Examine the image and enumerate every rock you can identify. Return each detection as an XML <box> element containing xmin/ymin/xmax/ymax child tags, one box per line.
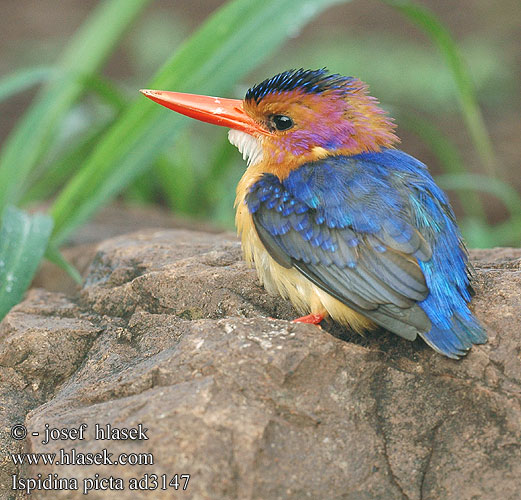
<box><xmin>1</xmin><ymin>229</ymin><xmax>520</xmax><ymax>499</ymax></box>
<box><xmin>32</xmin><ymin>203</ymin><xmax>220</xmax><ymax>295</ymax></box>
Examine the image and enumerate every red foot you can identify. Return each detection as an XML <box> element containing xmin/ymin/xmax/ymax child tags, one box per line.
<box><xmin>292</xmin><ymin>313</ymin><xmax>325</xmax><ymax>325</ymax></box>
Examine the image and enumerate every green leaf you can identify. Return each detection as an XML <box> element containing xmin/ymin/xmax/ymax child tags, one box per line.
<box><xmin>486</xmin><ymin>217</ymin><xmax>521</xmax><ymax>247</ymax></box>
<box><xmin>153</xmin><ymin>130</ymin><xmax>198</xmax><ymax>212</ymax></box>
<box><xmin>436</xmin><ymin>173</ymin><xmax>521</xmax><ymax>248</ymax></box>
<box><xmin>21</xmin><ymin>124</ymin><xmax>111</xmax><ymax>204</ymax></box>
<box><xmin>382</xmin><ymin>0</ymin><xmax>498</xmax><ymax>176</ymax></box>
<box><xmin>195</xmin><ymin>135</ymin><xmax>239</xmax><ymax>215</ymax></box>
<box><xmin>436</xmin><ymin>173</ymin><xmax>521</xmax><ymax>217</ymax></box>
<box><xmin>50</xmin><ymin>0</ymin><xmax>348</xmax><ymax>245</ymax></box>
<box><xmin>124</xmin><ymin>169</ymin><xmax>158</xmax><ymax>205</ymax></box>
<box><xmin>0</xmin><ymin>66</ymin><xmax>54</xmax><ymax>103</ymax></box>
<box><xmin>395</xmin><ymin>108</ymin><xmax>485</xmax><ymax>219</ymax></box>
<box><xmin>45</xmin><ymin>245</ymin><xmax>83</xmax><ymax>285</ymax></box>
<box><xmin>0</xmin><ymin>0</ymin><xmax>152</xmax><ymax>213</ymax></box>
<box><xmin>80</xmin><ymin>74</ymin><xmax>128</xmax><ymax>112</ymax></box>
<box><xmin>0</xmin><ymin>206</ymin><xmax>53</xmax><ymax>320</ymax></box>
<box><xmin>460</xmin><ymin>217</ymin><xmax>521</xmax><ymax>249</ymax></box>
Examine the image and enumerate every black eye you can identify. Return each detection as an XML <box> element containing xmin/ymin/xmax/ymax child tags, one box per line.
<box><xmin>271</xmin><ymin>114</ymin><xmax>293</xmax><ymax>131</ymax></box>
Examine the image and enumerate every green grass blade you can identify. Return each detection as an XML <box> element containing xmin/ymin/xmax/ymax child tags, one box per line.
<box><xmin>21</xmin><ymin>76</ymin><xmax>127</xmax><ymax>204</ymax></box>
<box><xmin>436</xmin><ymin>173</ymin><xmax>521</xmax><ymax>217</ymax></box>
<box><xmin>382</xmin><ymin>0</ymin><xmax>498</xmax><ymax>176</ymax></box>
<box><xmin>124</xmin><ymin>169</ymin><xmax>158</xmax><ymax>204</ymax></box>
<box><xmin>0</xmin><ymin>0</ymin><xmax>151</xmax><ymax>213</ymax></box>
<box><xmin>50</xmin><ymin>0</ymin><xmax>348</xmax><ymax>245</ymax></box>
<box><xmin>0</xmin><ymin>206</ymin><xmax>53</xmax><ymax>320</ymax></box>
<box><xmin>436</xmin><ymin>172</ymin><xmax>521</xmax><ymax>248</ymax></box>
<box><xmin>195</xmin><ymin>136</ymin><xmax>239</xmax><ymax>215</ymax></box>
<box><xmin>396</xmin><ymin>109</ymin><xmax>485</xmax><ymax>219</ymax></box>
<box><xmin>80</xmin><ymin>74</ymin><xmax>128</xmax><ymax>112</ymax></box>
<box><xmin>45</xmin><ymin>245</ymin><xmax>83</xmax><ymax>285</ymax></box>
<box><xmin>21</xmin><ymin>124</ymin><xmax>110</xmax><ymax>204</ymax></box>
<box><xmin>154</xmin><ymin>133</ymin><xmax>197</xmax><ymax>213</ymax></box>
<box><xmin>0</xmin><ymin>67</ymin><xmax>54</xmax><ymax>103</ymax></box>
<box><xmin>459</xmin><ymin>216</ymin><xmax>521</xmax><ymax>249</ymax></box>
<box><xmin>487</xmin><ymin>217</ymin><xmax>521</xmax><ymax>247</ymax></box>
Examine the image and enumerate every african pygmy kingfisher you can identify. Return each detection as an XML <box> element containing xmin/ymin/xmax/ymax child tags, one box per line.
<box><xmin>141</xmin><ymin>68</ymin><xmax>487</xmax><ymax>358</ymax></box>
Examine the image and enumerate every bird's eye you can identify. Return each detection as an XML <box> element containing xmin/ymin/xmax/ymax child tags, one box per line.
<box><xmin>271</xmin><ymin>114</ymin><xmax>294</xmax><ymax>131</ymax></box>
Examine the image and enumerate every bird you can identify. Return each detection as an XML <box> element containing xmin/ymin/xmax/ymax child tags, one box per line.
<box><xmin>140</xmin><ymin>68</ymin><xmax>487</xmax><ymax>359</ymax></box>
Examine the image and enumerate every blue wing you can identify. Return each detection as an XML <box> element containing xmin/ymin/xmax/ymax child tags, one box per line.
<box><xmin>246</xmin><ymin>149</ymin><xmax>486</xmax><ymax>358</ymax></box>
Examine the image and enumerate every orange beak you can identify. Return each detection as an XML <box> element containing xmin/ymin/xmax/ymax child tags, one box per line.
<box><xmin>140</xmin><ymin>89</ymin><xmax>268</xmax><ymax>136</ymax></box>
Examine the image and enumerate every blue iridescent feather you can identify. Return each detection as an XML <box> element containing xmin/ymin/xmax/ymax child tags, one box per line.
<box><xmin>246</xmin><ymin>148</ymin><xmax>486</xmax><ymax>358</ymax></box>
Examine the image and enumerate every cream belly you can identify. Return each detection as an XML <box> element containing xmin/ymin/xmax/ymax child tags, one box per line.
<box><xmin>236</xmin><ymin>202</ymin><xmax>375</xmax><ymax>333</ymax></box>
<box><xmin>230</xmin><ymin>129</ymin><xmax>374</xmax><ymax>332</ymax></box>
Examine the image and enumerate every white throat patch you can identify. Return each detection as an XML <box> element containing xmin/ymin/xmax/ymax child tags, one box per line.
<box><xmin>228</xmin><ymin>129</ymin><xmax>264</xmax><ymax>167</ymax></box>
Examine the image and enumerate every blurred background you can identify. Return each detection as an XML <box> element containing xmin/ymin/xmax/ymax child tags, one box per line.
<box><xmin>0</xmin><ymin>0</ymin><xmax>520</xmax><ymax>281</ymax></box>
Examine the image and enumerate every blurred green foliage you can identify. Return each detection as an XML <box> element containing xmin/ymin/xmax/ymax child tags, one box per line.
<box><xmin>0</xmin><ymin>0</ymin><xmax>519</xmax><ymax>320</ymax></box>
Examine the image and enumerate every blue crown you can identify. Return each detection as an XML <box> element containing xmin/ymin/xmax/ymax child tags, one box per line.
<box><xmin>245</xmin><ymin>68</ymin><xmax>355</xmax><ymax>104</ymax></box>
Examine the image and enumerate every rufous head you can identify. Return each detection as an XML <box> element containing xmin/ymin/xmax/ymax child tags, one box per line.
<box><xmin>141</xmin><ymin>68</ymin><xmax>399</xmax><ymax>177</ymax></box>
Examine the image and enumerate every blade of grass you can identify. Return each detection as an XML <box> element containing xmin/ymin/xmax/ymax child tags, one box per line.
<box><xmin>0</xmin><ymin>0</ymin><xmax>151</xmax><ymax>213</ymax></box>
<box><xmin>45</xmin><ymin>244</ymin><xmax>83</xmax><ymax>285</ymax></box>
<box><xmin>195</xmin><ymin>135</ymin><xmax>239</xmax><ymax>214</ymax></box>
<box><xmin>22</xmin><ymin>76</ymin><xmax>128</xmax><ymax>203</ymax></box>
<box><xmin>460</xmin><ymin>216</ymin><xmax>521</xmax><ymax>248</ymax></box>
<box><xmin>487</xmin><ymin>217</ymin><xmax>521</xmax><ymax>247</ymax></box>
<box><xmin>0</xmin><ymin>206</ymin><xmax>53</xmax><ymax>320</ymax></box>
<box><xmin>381</xmin><ymin>0</ymin><xmax>498</xmax><ymax>176</ymax></box>
<box><xmin>50</xmin><ymin>0</ymin><xmax>349</xmax><ymax>246</ymax></box>
<box><xmin>154</xmin><ymin>156</ymin><xmax>187</xmax><ymax>212</ymax></box>
<box><xmin>437</xmin><ymin>172</ymin><xmax>521</xmax><ymax>248</ymax></box>
<box><xmin>154</xmin><ymin>131</ymin><xmax>198</xmax><ymax>213</ymax></box>
<box><xmin>395</xmin><ymin>108</ymin><xmax>485</xmax><ymax>219</ymax></box>
<box><xmin>124</xmin><ymin>169</ymin><xmax>158</xmax><ymax>205</ymax></box>
<box><xmin>436</xmin><ymin>173</ymin><xmax>521</xmax><ymax>217</ymax></box>
<box><xmin>0</xmin><ymin>66</ymin><xmax>54</xmax><ymax>103</ymax></box>
<box><xmin>21</xmin><ymin>124</ymin><xmax>110</xmax><ymax>204</ymax></box>
<box><xmin>80</xmin><ymin>74</ymin><xmax>128</xmax><ymax>112</ymax></box>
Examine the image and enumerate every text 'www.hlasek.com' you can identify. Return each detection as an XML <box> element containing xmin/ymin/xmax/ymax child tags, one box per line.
<box><xmin>9</xmin><ymin>422</ymin><xmax>190</xmax><ymax>495</ymax></box>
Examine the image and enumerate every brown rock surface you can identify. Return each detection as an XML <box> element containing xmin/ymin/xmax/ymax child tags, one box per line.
<box><xmin>1</xmin><ymin>229</ymin><xmax>520</xmax><ymax>499</ymax></box>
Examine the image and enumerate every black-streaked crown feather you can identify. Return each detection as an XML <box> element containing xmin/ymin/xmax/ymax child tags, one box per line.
<box><xmin>245</xmin><ymin>68</ymin><xmax>355</xmax><ymax>104</ymax></box>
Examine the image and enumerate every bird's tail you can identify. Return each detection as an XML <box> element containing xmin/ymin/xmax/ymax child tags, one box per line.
<box><xmin>419</xmin><ymin>313</ymin><xmax>487</xmax><ymax>359</ymax></box>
